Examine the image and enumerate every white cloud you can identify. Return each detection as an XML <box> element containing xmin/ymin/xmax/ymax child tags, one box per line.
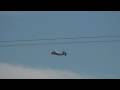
<box><xmin>1</xmin><ymin>63</ymin><xmax>118</xmax><ymax>79</ymax></box>
<box><xmin>0</xmin><ymin>63</ymin><xmax>82</xmax><ymax>79</ymax></box>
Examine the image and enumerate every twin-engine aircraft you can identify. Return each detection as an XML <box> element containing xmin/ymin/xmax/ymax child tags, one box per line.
<box><xmin>50</xmin><ymin>50</ymin><xmax>67</xmax><ymax>56</ymax></box>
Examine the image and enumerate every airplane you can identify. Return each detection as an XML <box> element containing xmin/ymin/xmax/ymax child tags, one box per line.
<box><xmin>50</xmin><ymin>49</ymin><xmax>67</xmax><ymax>56</ymax></box>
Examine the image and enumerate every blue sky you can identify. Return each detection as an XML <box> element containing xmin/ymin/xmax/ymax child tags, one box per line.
<box><xmin>0</xmin><ymin>11</ymin><xmax>120</xmax><ymax>78</ymax></box>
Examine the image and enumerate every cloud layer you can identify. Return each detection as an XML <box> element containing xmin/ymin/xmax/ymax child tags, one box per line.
<box><xmin>0</xmin><ymin>63</ymin><xmax>81</xmax><ymax>79</ymax></box>
<box><xmin>1</xmin><ymin>63</ymin><xmax>119</xmax><ymax>79</ymax></box>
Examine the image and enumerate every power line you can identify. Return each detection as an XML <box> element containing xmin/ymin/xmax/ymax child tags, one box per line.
<box><xmin>1</xmin><ymin>35</ymin><xmax>120</xmax><ymax>43</ymax></box>
<box><xmin>0</xmin><ymin>39</ymin><xmax>120</xmax><ymax>47</ymax></box>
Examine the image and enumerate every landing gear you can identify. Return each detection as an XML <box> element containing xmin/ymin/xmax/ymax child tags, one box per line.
<box><xmin>63</xmin><ymin>51</ymin><xmax>67</xmax><ymax>56</ymax></box>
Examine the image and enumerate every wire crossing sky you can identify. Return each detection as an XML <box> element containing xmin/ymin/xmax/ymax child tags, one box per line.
<box><xmin>0</xmin><ymin>34</ymin><xmax>120</xmax><ymax>47</ymax></box>
<box><xmin>0</xmin><ymin>39</ymin><xmax>120</xmax><ymax>47</ymax></box>
<box><xmin>0</xmin><ymin>35</ymin><xmax>120</xmax><ymax>42</ymax></box>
